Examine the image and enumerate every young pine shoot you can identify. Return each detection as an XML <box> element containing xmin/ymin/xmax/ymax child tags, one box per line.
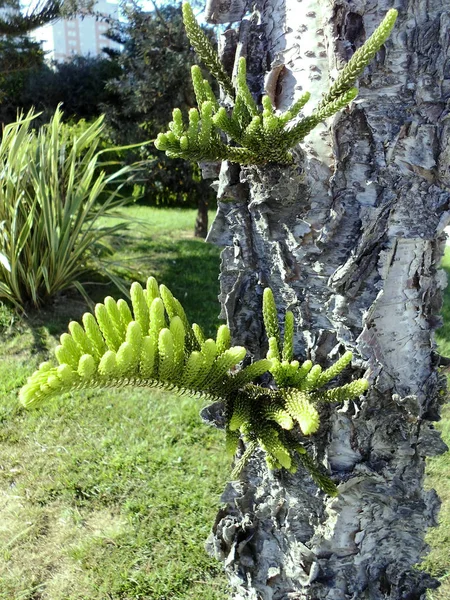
<box><xmin>155</xmin><ymin>4</ymin><xmax>398</xmax><ymax>165</ymax></box>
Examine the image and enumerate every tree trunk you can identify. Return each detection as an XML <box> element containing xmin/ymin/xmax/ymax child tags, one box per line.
<box><xmin>195</xmin><ymin>196</ymin><xmax>209</xmax><ymax>238</ymax></box>
<box><xmin>204</xmin><ymin>0</ymin><xmax>450</xmax><ymax>598</ymax></box>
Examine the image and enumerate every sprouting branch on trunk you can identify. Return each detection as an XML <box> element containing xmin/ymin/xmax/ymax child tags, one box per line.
<box><xmin>20</xmin><ymin>278</ymin><xmax>368</xmax><ymax>496</ymax></box>
<box><xmin>154</xmin><ymin>3</ymin><xmax>397</xmax><ymax>165</ymax></box>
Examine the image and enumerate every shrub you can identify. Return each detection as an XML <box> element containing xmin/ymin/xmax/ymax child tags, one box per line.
<box><xmin>0</xmin><ymin>107</ymin><xmax>137</xmax><ymax>311</ymax></box>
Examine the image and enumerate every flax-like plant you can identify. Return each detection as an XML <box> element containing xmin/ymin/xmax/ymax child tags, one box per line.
<box><xmin>0</xmin><ymin>108</ymin><xmax>138</xmax><ymax>311</ymax></box>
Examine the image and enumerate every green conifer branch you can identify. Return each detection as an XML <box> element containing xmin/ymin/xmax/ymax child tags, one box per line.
<box><xmin>235</xmin><ymin>57</ymin><xmax>259</xmax><ymax>117</ymax></box>
<box><xmin>155</xmin><ymin>5</ymin><xmax>397</xmax><ymax>165</ymax></box>
<box><xmin>182</xmin><ymin>3</ymin><xmax>234</xmax><ymax>98</ymax></box>
<box><xmin>262</xmin><ymin>288</ymin><xmax>281</xmax><ymax>350</ymax></box>
<box><xmin>293</xmin><ymin>440</ymin><xmax>338</xmax><ymax>497</ymax></box>
<box><xmin>317</xmin><ymin>8</ymin><xmax>398</xmax><ymax>110</ymax></box>
<box><xmin>284</xmin><ymin>88</ymin><xmax>358</xmax><ymax>146</ymax></box>
<box><xmin>20</xmin><ymin>278</ymin><xmax>369</xmax><ymax>496</ymax></box>
<box><xmin>222</xmin><ymin>288</ymin><xmax>368</xmax><ymax>490</ymax></box>
<box><xmin>282</xmin><ymin>311</ymin><xmax>294</xmax><ymax>362</ymax></box>
<box><xmin>20</xmin><ymin>278</ymin><xmax>248</xmax><ymax>409</ymax></box>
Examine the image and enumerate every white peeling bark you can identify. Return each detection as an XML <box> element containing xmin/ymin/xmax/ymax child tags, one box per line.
<box><xmin>204</xmin><ymin>0</ymin><xmax>450</xmax><ymax>598</ymax></box>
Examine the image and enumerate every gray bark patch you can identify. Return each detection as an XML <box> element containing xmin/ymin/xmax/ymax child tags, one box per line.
<box><xmin>205</xmin><ymin>0</ymin><xmax>450</xmax><ymax>597</ymax></box>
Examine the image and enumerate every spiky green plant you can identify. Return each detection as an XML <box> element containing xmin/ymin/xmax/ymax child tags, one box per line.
<box><xmin>0</xmin><ymin>107</ymin><xmax>138</xmax><ymax>311</ymax></box>
<box><xmin>20</xmin><ymin>278</ymin><xmax>368</xmax><ymax>495</ymax></box>
<box><xmin>181</xmin><ymin>2</ymin><xmax>234</xmax><ymax>99</ymax></box>
<box><xmin>155</xmin><ymin>4</ymin><xmax>397</xmax><ymax>165</ymax></box>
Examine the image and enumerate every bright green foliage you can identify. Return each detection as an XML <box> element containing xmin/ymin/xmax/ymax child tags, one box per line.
<box><xmin>181</xmin><ymin>3</ymin><xmax>234</xmax><ymax>98</ymax></box>
<box><xmin>192</xmin><ymin>322</ymin><xmax>206</xmax><ymax>346</ymax></box>
<box><xmin>139</xmin><ymin>336</ymin><xmax>156</xmax><ymax>378</ymax></box>
<box><xmin>258</xmin><ymin>426</ymin><xmax>292</xmax><ymax>469</ymax></box>
<box><xmin>216</xmin><ymin>324</ymin><xmax>231</xmax><ymax>355</ymax></box>
<box><xmin>95</xmin><ymin>303</ymin><xmax>122</xmax><ymax>352</ymax></box>
<box><xmin>126</xmin><ymin>321</ymin><xmax>143</xmax><ymax>361</ymax></box>
<box><xmin>224</xmin><ymin>289</ymin><xmax>369</xmax><ymax>493</ymax></box>
<box><xmin>282</xmin><ymin>389</ymin><xmax>320</xmax><ymax>435</ymax></box>
<box><xmin>282</xmin><ymin>311</ymin><xmax>294</xmax><ymax>362</ymax></box>
<box><xmin>155</xmin><ymin>5</ymin><xmax>398</xmax><ymax>165</ymax></box>
<box><xmin>19</xmin><ymin>277</ymin><xmax>248</xmax><ymax>409</ymax></box>
<box><xmin>225</xmin><ymin>427</ymin><xmax>241</xmax><ymax>457</ymax></box>
<box><xmin>78</xmin><ymin>354</ymin><xmax>97</xmax><ymax>379</ymax></box>
<box><xmin>316</xmin><ymin>350</ymin><xmax>353</xmax><ymax>387</ymax></box>
<box><xmin>171</xmin><ymin>316</ymin><xmax>186</xmax><ymax>372</ymax></box>
<box><xmin>83</xmin><ymin>312</ymin><xmax>107</xmax><ymax>359</ymax></box>
<box><xmin>131</xmin><ymin>282</ymin><xmax>150</xmax><ymax>335</ymax></box>
<box><xmin>317</xmin><ymin>10</ymin><xmax>399</xmax><ymax>111</ymax></box>
<box><xmin>146</xmin><ymin>276</ymin><xmax>160</xmax><ymax>305</ymax></box>
<box><xmin>158</xmin><ymin>328</ymin><xmax>175</xmax><ymax>381</ymax></box>
<box><xmin>98</xmin><ymin>350</ymin><xmax>117</xmax><ymax>377</ymax></box>
<box><xmin>262</xmin><ymin>288</ymin><xmax>281</xmax><ymax>349</ymax></box>
<box><xmin>227</xmin><ymin>358</ymin><xmax>273</xmax><ymax>389</ymax></box>
<box><xmin>20</xmin><ymin>278</ymin><xmax>369</xmax><ymax>496</ymax></box>
<box><xmin>313</xmin><ymin>379</ymin><xmax>369</xmax><ymax>403</ymax></box>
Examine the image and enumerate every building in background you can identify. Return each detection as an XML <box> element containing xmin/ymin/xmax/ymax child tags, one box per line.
<box><xmin>33</xmin><ymin>0</ymin><xmax>120</xmax><ymax>61</ymax></box>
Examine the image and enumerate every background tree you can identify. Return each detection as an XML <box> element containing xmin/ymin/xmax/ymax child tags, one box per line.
<box><xmin>194</xmin><ymin>0</ymin><xmax>450</xmax><ymax>598</ymax></box>
<box><xmin>0</xmin><ymin>55</ymin><xmax>120</xmax><ymax>124</ymax></box>
<box><xmin>0</xmin><ymin>34</ymin><xmax>46</xmax><ymax>120</ymax></box>
<box><xmin>0</xmin><ymin>0</ymin><xmax>62</xmax><ymax>35</ymax></box>
<box><xmin>0</xmin><ymin>0</ymin><xmax>55</xmax><ymax>119</ymax></box>
<box><xmin>104</xmin><ymin>1</ymin><xmax>216</xmax><ymax>236</ymax></box>
<box><xmin>0</xmin><ymin>0</ymin><xmax>98</xmax><ymax>123</ymax></box>
<box><xmin>0</xmin><ymin>0</ymin><xmax>214</xmax><ymax>236</ymax></box>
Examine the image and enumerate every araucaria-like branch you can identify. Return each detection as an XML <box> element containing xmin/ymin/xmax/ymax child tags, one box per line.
<box><xmin>182</xmin><ymin>3</ymin><xmax>234</xmax><ymax>98</ymax></box>
<box><xmin>155</xmin><ymin>5</ymin><xmax>398</xmax><ymax>165</ymax></box>
<box><xmin>20</xmin><ymin>279</ymin><xmax>368</xmax><ymax>496</ymax></box>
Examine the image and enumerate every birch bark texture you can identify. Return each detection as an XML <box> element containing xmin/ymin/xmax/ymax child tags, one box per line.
<box><xmin>204</xmin><ymin>0</ymin><xmax>450</xmax><ymax>598</ymax></box>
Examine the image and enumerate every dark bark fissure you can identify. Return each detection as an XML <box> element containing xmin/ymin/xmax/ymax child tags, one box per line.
<box><xmin>203</xmin><ymin>0</ymin><xmax>450</xmax><ymax>598</ymax></box>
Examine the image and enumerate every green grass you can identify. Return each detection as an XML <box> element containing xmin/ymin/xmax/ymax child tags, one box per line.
<box><xmin>0</xmin><ymin>206</ymin><xmax>229</xmax><ymax>600</ymax></box>
<box><xmin>423</xmin><ymin>404</ymin><xmax>450</xmax><ymax>599</ymax></box>
<box><xmin>434</xmin><ymin>248</ymin><xmax>450</xmax><ymax>359</ymax></box>
<box><xmin>0</xmin><ymin>385</ymin><xmax>229</xmax><ymax>599</ymax></box>
<box><xmin>101</xmin><ymin>205</ymin><xmax>223</xmax><ymax>336</ymax></box>
<box><xmin>423</xmin><ymin>246</ymin><xmax>450</xmax><ymax>598</ymax></box>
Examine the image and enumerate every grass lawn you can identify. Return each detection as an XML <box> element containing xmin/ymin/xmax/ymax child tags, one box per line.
<box><xmin>422</xmin><ymin>248</ymin><xmax>450</xmax><ymax>598</ymax></box>
<box><xmin>423</xmin><ymin>403</ymin><xmax>450</xmax><ymax>599</ymax></box>
<box><xmin>0</xmin><ymin>206</ymin><xmax>230</xmax><ymax>600</ymax></box>
<box><xmin>0</xmin><ymin>205</ymin><xmax>449</xmax><ymax>599</ymax></box>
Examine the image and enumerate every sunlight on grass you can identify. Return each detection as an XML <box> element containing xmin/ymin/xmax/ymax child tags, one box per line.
<box><xmin>0</xmin><ymin>386</ymin><xmax>229</xmax><ymax>599</ymax></box>
<box><xmin>93</xmin><ymin>205</ymin><xmax>222</xmax><ymax>336</ymax></box>
<box><xmin>423</xmin><ymin>404</ymin><xmax>450</xmax><ymax>568</ymax></box>
<box><xmin>423</xmin><ymin>245</ymin><xmax>450</xmax><ymax>598</ymax></box>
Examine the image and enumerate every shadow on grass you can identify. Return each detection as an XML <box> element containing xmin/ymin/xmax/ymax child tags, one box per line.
<box><xmin>13</xmin><ymin>236</ymin><xmax>222</xmax><ymax>343</ymax></box>
<box><xmin>131</xmin><ymin>238</ymin><xmax>223</xmax><ymax>336</ymax></box>
<box><xmin>95</xmin><ymin>227</ymin><xmax>223</xmax><ymax>336</ymax></box>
